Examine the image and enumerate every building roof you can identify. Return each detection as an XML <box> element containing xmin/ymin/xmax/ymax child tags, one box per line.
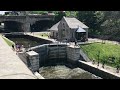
<box><xmin>76</xmin><ymin>26</ymin><xmax>86</xmax><ymax>33</ymax></box>
<box><xmin>48</xmin><ymin>21</ymin><xmax>60</xmax><ymax>31</ymax></box>
<box><xmin>48</xmin><ymin>16</ymin><xmax>88</xmax><ymax>31</ymax></box>
<box><xmin>63</xmin><ymin>16</ymin><xmax>89</xmax><ymax>29</ymax></box>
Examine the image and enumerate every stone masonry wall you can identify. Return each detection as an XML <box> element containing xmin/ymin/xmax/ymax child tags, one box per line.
<box><xmin>26</xmin><ymin>51</ymin><xmax>39</xmax><ymax>72</ymax></box>
<box><xmin>67</xmin><ymin>45</ymin><xmax>80</xmax><ymax>62</ymax></box>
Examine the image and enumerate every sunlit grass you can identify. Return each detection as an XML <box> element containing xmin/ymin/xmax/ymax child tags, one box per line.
<box><xmin>80</xmin><ymin>42</ymin><xmax>120</xmax><ymax>67</ymax></box>
<box><xmin>37</xmin><ymin>33</ymin><xmax>49</xmax><ymax>38</ymax></box>
<box><xmin>2</xmin><ymin>36</ymin><xmax>14</xmax><ymax>46</ymax></box>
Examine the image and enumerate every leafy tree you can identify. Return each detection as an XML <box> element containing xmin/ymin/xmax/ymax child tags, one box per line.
<box><xmin>29</xmin><ymin>11</ymin><xmax>48</xmax><ymax>14</ymax></box>
<box><xmin>65</xmin><ymin>11</ymin><xmax>78</xmax><ymax>17</ymax></box>
<box><xmin>101</xmin><ymin>57</ymin><xmax>107</xmax><ymax>68</ymax></box>
<box><xmin>115</xmin><ymin>58</ymin><xmax>120</xmax><ymax>73</ymax></box>
<box><xmin>54</xmin><ymin>11</ymin><xmax>66</xmax><ymax>23</ymax></box>
<box><xmin>101</xmin><ymin>11</ymin><xmax>120</xmax><ymax>37</ymax></box>
<box><xmin>77</xmin><ymin>11</ymin><xmax>104</xmax><ymax>36</ymax></box>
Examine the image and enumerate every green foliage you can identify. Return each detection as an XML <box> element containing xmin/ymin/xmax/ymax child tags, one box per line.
<box><xmin>54</xmin><ymin>11</ymin><xmax>66</xmax><ymax>23</ymax></box>
<box><xmin>77</xmin><ymin>11</ymin><xmax>97</xmax><ymax>29</ymax></box>
<box><xmin>81</xmin><ymin>43</ymin><xmax>120</xmax><ymax>67</ymax></box>
<box><xmin>29</xmin><ymin>11</ymin><xmax>48</xmax><ymax>14</ymax></box>
<box><xmin>65</xmin><ymin>11</ymin><xmax>78</xmax><ymax>17</ymax></box>
<box><xmin>38</xmin><ymin>33</ymin><xmax>49</xmax><ymax>38</ymax></box>
<box><xmin>2</xmin><ymin>36</ymin><xmax>14</xmax><ymax>46</ymax></box>
<box><xmin>77</xmin><ymin>11</ymin><xmax>104</xmax><ymax>35</ymax></box>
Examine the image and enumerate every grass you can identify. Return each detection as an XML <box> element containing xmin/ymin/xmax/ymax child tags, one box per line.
<box><xmin>80</xmin><ymin>42</ymin><xmax>120</xmax><ymax>67</ymax></box>
<box><xmin>2</xmin><ymin>36</ymin><xmax>14</xmax><ymax>46</ymax></box>
<box><xmin>37</xmin><ymin>33</ymin><xmax>50</xmax><ymax>39</ymax></box>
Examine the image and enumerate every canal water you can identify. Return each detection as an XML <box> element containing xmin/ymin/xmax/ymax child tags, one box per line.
<box><xmin>7</xmin><ymin>37</ymin><xmax>40</xmax><ymax>48</ymax></box>
<box><xmin>5</xmin><ymin>34</ymin><xmax>52</xmax><ymax>48</ymax></box>
<box><xmin>39</xmin><ymin>65</ymin><xmax>102</xmax><ymax>79</ymax></box>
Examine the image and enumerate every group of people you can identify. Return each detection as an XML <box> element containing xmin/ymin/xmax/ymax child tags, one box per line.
<box><xmin>12</xmin><ymin>42</ymin><xmax>24</xmax><ymax>53</ymax></box>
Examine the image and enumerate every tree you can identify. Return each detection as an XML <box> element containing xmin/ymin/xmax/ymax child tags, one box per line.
<box><xmin>29</xmin><ymin>11</ymin><xmax>48</xmax><ymax>14</ymax></box>
<box><xmin>101</xmin><ymin>57</ymin><xmax>107</xmax><ymax>68</ymax></box>
<box><xmin>100</xmin><ymin>11</ymin><xmax>120</xmax><ymax>41</ymax></box>
<box><xmin>54</xmin><ymin>11</ymin><xmax>66</xmax><ymax>23</ymax></box>
<box><xmin>96</xmin><ymin>51</ymin><xmax>100</xmax><ymax>67</ymax></box>
<box><xmin>77</xmin><ymin>11</ymin><xmax>97</xmax><ymax>29</ymax></box>
<box><xmin>65</xmin><ymin>11</ymin><xmax>78</xmax><ymax>17</ymax></box>
<box><xmin>115</xmin><ymin>57</ymin><xmax>120</xmax><ymax>73</ymax></box>
<box><xmin>77</xmin><ymin>11</ymin><xmax>104</xmax><ymax>36</ymax></box>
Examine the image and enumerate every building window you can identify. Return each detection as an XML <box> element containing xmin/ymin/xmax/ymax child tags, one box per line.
<box><xmin>62</xmin><ymin>29</ymin><xmax>65</xmax><ymax>37</ymax></box>
<box><xmin>63</xmin><ymin>23</ymin><xmax>65</xmax><ymax>28</ymax></box>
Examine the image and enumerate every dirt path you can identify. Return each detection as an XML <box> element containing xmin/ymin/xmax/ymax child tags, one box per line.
<box><xmin>88</xmin><ymin>38</ymin><xmax>120</xmax><ymax>45</ymax></box>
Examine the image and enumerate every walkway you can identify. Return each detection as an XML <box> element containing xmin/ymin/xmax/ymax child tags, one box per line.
<box><xmin>0</xmin><ymin>35</ymin><xmax>37</xmax><ymax>79</ymax></box>
<box><xmin>88</xmin><ymin>38</ymin><xmax>120</xmax><ymax>45</ymax></box>
<box><xmin>81</xmin><ymin>60</ymin><xmax>120</xmax><ymax>78</ymax></box>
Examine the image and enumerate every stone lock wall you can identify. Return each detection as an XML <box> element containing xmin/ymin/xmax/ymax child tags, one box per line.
<box><xmin>67</xmin><ymin>45</ymin><xmax>80</xmax><ymax>62</ymax></box>
<box><xmin>20</xmin><ymin>44</ymin><xmax>81</xmax><ymax>72</ymax></box>
<box><xmin>26</xmin><ymin>51</ymin><xmax>39</xmax><ymax>72</ymax></box>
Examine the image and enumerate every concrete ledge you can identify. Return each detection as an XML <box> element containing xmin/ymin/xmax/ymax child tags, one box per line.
<box><xmin>78</xmin><ymin>60</ymin><xmax>120</xmax><ymax>79</ymax></box>
<box><xmin>34</xmin><ymin>72</ymin><xmax>44</xmax><ymax>79</ymax></box>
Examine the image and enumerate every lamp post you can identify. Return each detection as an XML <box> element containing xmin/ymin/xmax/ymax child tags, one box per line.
<box><xmin>97</xmin><ymin>51</ymin><xmax>100</xmax><ymax>67</ymax></box>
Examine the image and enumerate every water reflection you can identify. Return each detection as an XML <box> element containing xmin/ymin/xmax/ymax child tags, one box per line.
<box><xmin>39</xmin><ymin>65</ymin><xmax>102</xmax><ymax>79</ymax></box>
<box><xmin>8</xmin><ymin>37</ymin><xmax>40</xmax><ymax>48</ymax></box>
<box><xmin>5</xmin><ymin>35</ymin><xmax>51</xmax><ymax>48</ymax></box>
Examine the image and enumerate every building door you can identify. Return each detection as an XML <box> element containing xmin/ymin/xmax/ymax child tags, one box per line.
<box><xmin>53</xmin><ymin>32</ymin><xmax>55</xmax><ymax>38</ymax></box>
<box><xmin>75</xmin><ymin>32</ymin><xmax>86</xmax><ymax>42</ymax></box>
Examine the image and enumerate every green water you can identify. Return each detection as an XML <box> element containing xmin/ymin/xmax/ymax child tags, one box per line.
<box><xmin>39</xmin><ymin>65</ymin><xmax>102</xmax><ymax>79</ymax></box>
<box><xmin>8</xmin><ymin>37</ymin><xmax>40</xmax><ymax>48</ymax></box>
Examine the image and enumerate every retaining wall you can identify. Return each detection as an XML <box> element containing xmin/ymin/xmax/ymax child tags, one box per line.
<box><xmin>78</xmin><ymin>60</ymin><xmax>120</xmax><ymax>79</ymax></box>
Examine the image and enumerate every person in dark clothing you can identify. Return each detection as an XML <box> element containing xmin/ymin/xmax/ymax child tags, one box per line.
<box><xmin>75</xmin><ymin>40</ymin><xmax>77</xmax><ymax>46</ymax></box>
<box><xmin>12</xmin><ymin>44</ymin><xmax>15</xmax><ymax>51</ymax></box>
<box><xmin>97</xmin><ymin>60</ymin><xmax>99</xmax><ymax>67</ymax></box>
<box><xmin>17</xmin><ymin>44</ymin><xmax>21</xmax><ymax>51</ymax></box>
<box><xmin>92</xmin><ymin>59</ymin><xmax>95</xmax><ymax>64</ymax></box>
<box><xmin>102</xmin><ymin>60</ymin><xmax>105</xmax><ymax>68</ymax></box>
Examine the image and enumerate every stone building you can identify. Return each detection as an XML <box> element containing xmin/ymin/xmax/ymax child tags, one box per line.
<box><xmin>48</xmin><ymin>21</ymin><xmax>60</xmax><ymax>39</ymax></box>
<box><xmin>58</xmin><ymin>16</ymin><xmax>89</xmax><ymax>42</ymax></box>
<box><xmin>49</xmin><ymin>16</ymin><xmax>89</xmax><ymax>42</ymax></box>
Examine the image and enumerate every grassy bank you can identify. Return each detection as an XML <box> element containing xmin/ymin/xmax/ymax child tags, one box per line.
<box><xmin>80</xmin><ymin>42</ymin><xmax>120</xmax><ymax>67</ymax></box>
<box><xmin>2</xmin><ymin>36</ymin><xmax>14</xmax><ymax>46</ymax></box>
<box><xmin>38</xmin><ymin>33</ymin><xmax>49</xmax><ymax>38</ymax></box>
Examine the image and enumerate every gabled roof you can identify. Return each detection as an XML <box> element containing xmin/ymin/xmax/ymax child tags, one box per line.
<box><xmin>76</xmin><ymin>26</ymin><xmax>86</xmax><ymax>32</ymax></box>
<box><xmin>63</xmin><ymin>16</ymin><xmax>89</xmax><ymax>29</ymax></box>
<box><xmin>48</xmin><ymin>21</ymin><xmax>60</xmax><ymax>31</ymax></box>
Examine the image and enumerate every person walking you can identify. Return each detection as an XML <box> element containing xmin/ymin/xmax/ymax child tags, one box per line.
<box><xmin>92</xmin><ymin>59</ymin><xmax>95</xmax><ymax>65</ymax></box>
<box><xmin>97</xmin><ymin>60</ymin><xmax>99</xmax><ymax>68</ymax></box>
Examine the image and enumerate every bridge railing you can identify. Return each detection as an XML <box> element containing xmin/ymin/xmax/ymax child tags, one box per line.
<box><xmin>28</xmin><ymin>15</ymin><xmax>55</xmax><ymax>18</ymax></box>
<box><xmin>0</xmin><ymin>15</ymin><xmax>26</xmax><ymax>19</ymax></box>
<box><xmin>0</xmin><ymin>15</ymin><xmax>55</xmax><ymax>19</ymax></box>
